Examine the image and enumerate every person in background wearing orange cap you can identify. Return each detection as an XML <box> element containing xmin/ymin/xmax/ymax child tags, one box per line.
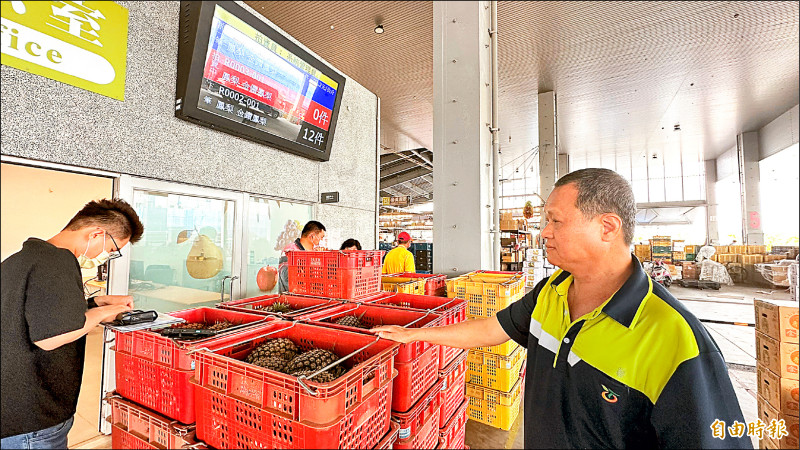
<box><xmin>382</xmin><ymin>231</ymin><xmax>415</xmax><ymax>274</ymax></box>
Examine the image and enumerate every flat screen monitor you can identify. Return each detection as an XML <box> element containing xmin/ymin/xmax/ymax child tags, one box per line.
<box><xmin>175</xmin><ymin>1</ymin><xmax>346</xmax><ymax>161</ymax></box>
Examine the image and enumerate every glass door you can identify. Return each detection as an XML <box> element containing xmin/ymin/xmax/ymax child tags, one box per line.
<box><xmin>109</xmin><ymin>176</ymin><xmax>244</xmax><ymax>311</ymax></box>
<box><xmin>240</xmin><ymin>196</ymin><xmax>313</xmax><ymax>298</ymax></box>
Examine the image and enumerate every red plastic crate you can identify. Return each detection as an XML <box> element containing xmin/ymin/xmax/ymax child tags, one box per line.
<box><xmin>193</xmin><ymin>321</ymin><xmax>399</xmax><ymax>425</ymax></box>
<box><xmin>114</xmin><ymin>351</ymin><xmax>196</xmax><ymax>424</ymax></box>
<box><xmin>439</xmin><ymin>399</ymin><xmax>468</xmax><ymax>450</ymax></box>
<box><xmin>113</xmin><ymin>307</ymin><xmax>270</xmax><ymax>371</ymax></box>
<box><xmin>438</xmin><ymin>350</ymin><xmax>468</xmax><ymax>427</ymax></box>
<box><xmin>392</xmin><ymin>380</ymin><xmax>443</xmax><ymax>450</ymax></box>
<box><xmin>392</xmin><ymin>378</ymin><xmax>442</xmax><ymax>439</ymax></box>
<box><xmin>393</xmin><ymin>343</ymin><xmax>440</xmax><ymax>413</ymax></box>
<box><xmin>387</xmin><ymin>272</ymin><xmax>448</xmax><ymax>296</ymax></box>
<box><xmin>365</xmin><ymin>293</ymin><xmax>467</xmax><ymax>369</ymax></box>
<box><xmin>107</xmin><ymin>394</ymin><xmax>202</xmax><ymax>449</ymax></box>
<box><xmin>217</xmin><ymin>293</ymin><xmax>348</xmax><ymax>318</ymax></box>
<box><xmin>375</xmin><ymin>422</ymin><xmax>401</xmax><ymax>450</ymax></box>
<box><xmin>112</xmin><ymin>308</ymin><xmax>270</xmax><ymax>423</ymax></box>
<box><xmin>295</xmin><ymin>302</ymin><xmax>444</xmax><ymax>364</ymax></box>
<box><xmin>193</xmin><ymin>371</ymin><xmax>394</xmax><ymax>449</ymax></box>
<box><xmin>287</xmin><ymin>250</ymin><xmax>383</xmax><ymax>299</ymax></box>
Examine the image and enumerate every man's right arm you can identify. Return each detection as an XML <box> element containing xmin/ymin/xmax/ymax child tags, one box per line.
<box><xmin>372</xmin><ymin>277</ymin><xmax>547</xmax><ymax>348</ymax></box>
<box><xmin>34</xmin><ymin>304</ymin><xmax>131</xmax><ymax>351</ymax></box>
<box><xmin>372</xmin><ymin>316</ymin><xmax>510</xmax><ymax>349</ymax></box>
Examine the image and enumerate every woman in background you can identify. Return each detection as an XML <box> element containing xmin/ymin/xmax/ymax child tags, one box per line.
<box><xmin>340</xmin><ymin>239</ymin><xmax>362</xmax><ymax>250</ymax></box>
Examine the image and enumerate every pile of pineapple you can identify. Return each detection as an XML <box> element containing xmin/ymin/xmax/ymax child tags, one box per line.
<box><xmin>170</xmin><ymin>320</ymin><xmax>235</xmax><ymax>331</ymax></box>
<box><xmin>244</xmin><ymin>338</ymin><xmax>347</xmax><ymax>383</ymax></box>
<box><xmin>251</xmin><ymin>301</ymin><xmax>294</xmax><ymax>314</ymax></box>
<box><xmin>334</xmin><ymin>312</ymin><xmax>368</xmax><ymax>329</ymax></box>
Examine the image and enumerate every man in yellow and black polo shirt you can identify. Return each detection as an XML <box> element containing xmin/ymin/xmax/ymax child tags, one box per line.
<box><xmin>372</xmin><ymin>168</ymin><xmax>751</xmax><ymax>448</ymax></box>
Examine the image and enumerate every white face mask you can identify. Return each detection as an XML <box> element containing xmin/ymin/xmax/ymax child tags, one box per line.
<box><xmin>77</xmin><ymin>233</ymin><xmax>111</xmax><ymax>269</ymax></box>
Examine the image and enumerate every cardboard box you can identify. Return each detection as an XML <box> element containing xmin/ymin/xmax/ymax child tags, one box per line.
<box><xmin>730</xmin><ymin>245</ymin><xmax>747</xmax><ymax>254</ymax></box>
<box><xmin>759</xmin><ymin>396</ymin><xmax>800</xmax><ymax>448</ymax></box>
<box><xmin>500</xmin><ymin>219</ymin><xmax>516</xmax><ymax>231</ymax></box>
<box><xmin>758</xmin><ymin>434</ymin><xmax>779</xmax><ymax>449</ymax></box>
<box><xmin>755</xmin><ymin>299</ymin><xmax>800</xmax><ymax>343</ymax></box>
<box><xmin>749</xmin><ymin>245</ymin><xmax>768</xmax><ymax>254</ymax></box>
<box><xmin>758</xmin><ymin>364</ymin><xmax>800</xmax><ymax>417</ymax></box>
<box><xmin>500</xmin><ymin>211</ymin><xmax>512</xmax><ymax>221</ymax></box>
<box><xmin>715</xmin><ymin>245</ymin><xmax>730</xmax><ymax>255</ymax></box>
<box><xmin>743</xmin><ymin>254</ymin><xmax>765</xmax><ymax>265</ymax></box>
<box><xmin>757</xmin><ymin>332</ymin><xmax>800</xmax><ymax>380</ymax></box>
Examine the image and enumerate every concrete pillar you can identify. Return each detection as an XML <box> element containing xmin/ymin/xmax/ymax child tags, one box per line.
<box><xmin>538</xmin><ymin>91</ymin><xmax>558</xmax><ymax>230</ymax></box>
<box><xmin>737</xmin><ymin>132</ymin><xmax>764</xmax><ymax>245</ymax></box>
<box><xmin>538</xmin><ymin>91</ymin><xmax>558</xmax><ymax>200</ymax></box>
<box><xmin>557</xmin><ymin>153</ymin><xmax>569</xmax><ymax>179</ymax></box>
<box><xmin>704</xmin><ymin>159</ymin><xmax>719</xmax><ymax>244</ymax></box>
<box><xmin>433</xmin><ymin>1</ymin><xmax>494</xmax><ymax>275</ymax></box>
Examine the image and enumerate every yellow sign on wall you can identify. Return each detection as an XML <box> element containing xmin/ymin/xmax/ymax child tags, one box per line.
<box><xmin>1</xmin><ymin>0</ymin><xmax>129</xmax><ymax>100</ymax></box>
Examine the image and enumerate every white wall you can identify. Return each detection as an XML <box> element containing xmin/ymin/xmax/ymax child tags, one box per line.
<box><xmin>0</xmin><ymin>164</ymin><xmax>115</xmax><ymax>261</ymax></box>
<box><xmin>759</xmin><ymin>104</ymin><xmax>799</xmax><ymax>161</ymax></box>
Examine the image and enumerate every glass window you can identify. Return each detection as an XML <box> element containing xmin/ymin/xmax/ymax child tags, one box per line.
<box><xmin>760</xmin><ymin>144</ymin><xmax>799</xmax><ymax>246</ymax></box>
<box><xmin>242</xmin><ymin>197</ymin><xmax>312</xmax><ymax>298</ymax></box>
<box><xmin>128</xmin><ymin>190</ymin><xmax>235</xmax><ymax>312</ymax></box>
<box><xmin>715</xmin><ymin>174</ymin><xmax>743</xmax><ymax>243</ymax></box>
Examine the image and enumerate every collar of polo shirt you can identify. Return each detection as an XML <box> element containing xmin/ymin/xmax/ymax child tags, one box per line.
<box><xmin>549</xmin><ymin>254</ymin><xmax>653</xmax><ymax>329</ymax></box>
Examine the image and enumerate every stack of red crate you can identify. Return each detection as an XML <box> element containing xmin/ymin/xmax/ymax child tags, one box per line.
<box><xmin>287</xmin><ymin>250</ymin><xmax>384</xmax><ymax>299</ymax></box>
<box><xmin>108</xmin><ymin>307</ymin><xmax>270</xmax><ymax>448</ymax></box>
<box><xmin>294</xmin><ymin>301</ymin><xmax>445</xmax><ymax>414</ymax></box>
<box><xmin>189</xmin><ymin>320</ymin><xmax>402</xmax><ymax>449</ymax></box>
<box><xmin>355</xmin><ymin>292</ymin><xmax>469</xmax><ymax>449</ymax></box>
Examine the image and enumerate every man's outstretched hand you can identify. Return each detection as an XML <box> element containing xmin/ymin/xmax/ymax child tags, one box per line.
<box><xmin>370</xmin><ymin>325</ymin><xmax>418</xmax><ymax>344</ymax></box>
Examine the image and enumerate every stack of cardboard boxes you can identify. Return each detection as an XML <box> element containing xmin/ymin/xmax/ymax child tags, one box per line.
<box><xmin>754</xmin><ymin>299</ymin><xmax>799</xmax><ymax>449</ymax></box>
<box><xmin>499</xmin><ymin>211</ymin><xmax>527</xmax><ymax>232</ymax></box>
<box><xmin>650</xmin><ymin>236</ymin><xmax>673</xmax><ymax>263</ymax></box>
<box><xmin>522</xmin><ymin>248</ymin><xmax>545</xmax><ymax>288</ymax></box>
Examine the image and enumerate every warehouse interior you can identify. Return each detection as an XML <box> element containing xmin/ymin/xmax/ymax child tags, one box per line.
<box><xmin>0</xmin><ymin>1</ymin><xmax>798</xmax><ymax>449</ymax></box>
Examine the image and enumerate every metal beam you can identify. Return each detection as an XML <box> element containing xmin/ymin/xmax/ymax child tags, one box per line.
<box><xmin>636</xmin><ymin>200</ymin><xmax>707</xmax><ymax>209</ymax></box>
<box><xmin>381</xmin><ymin>160</ymin><xmax>422</xmax><ymax>179</ymax></box>
<box><xmin>380</xmin><ymin>166</ymin><xmax>431</xmax><ymax>190</ymax></box>
<box><xmin>409</xmin><ymin>148</ymin><xmax>433</xmax><ymax>166</ymax></box>
<box><xmin>380</xmin><ymin>153</ymin><xmax>406</xmax><ymax>166</ymax></box>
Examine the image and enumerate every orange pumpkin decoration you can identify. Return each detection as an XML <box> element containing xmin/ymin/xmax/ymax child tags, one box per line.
<box><xmin>256</xmin><ymin>266</ymin><xmax>278</xmax><ymax>291</ymax></box>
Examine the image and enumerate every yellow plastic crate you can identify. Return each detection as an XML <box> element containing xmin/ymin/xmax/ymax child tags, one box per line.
<box><xmin>381</xmin><ymin>276</ymin><xmax>425</xmax><ymax>295</ymax></box>
<box><xmin>466</xmin><ymin>377</ymin><xmax>523</xmax><ymax>431</ymax></box>
<box><xmin>474</xmin><ymin>338</ymin><xmax>520</xmax><ymax>357</ymax></box>
<box><xmin>446</xmin><ymin>272</ymin><xmax>525</xmax><ymax>318</ymax></box>
<box><xmin>466</xmin><ymin>347</ymin><xmax>525</xmax><ymax>392</ymax></box>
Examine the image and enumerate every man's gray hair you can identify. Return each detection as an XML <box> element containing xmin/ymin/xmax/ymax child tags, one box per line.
<box><xmin>554</xmin><ymin>168</ymin><xmax>637</xmax><ymax>245</ymax></box>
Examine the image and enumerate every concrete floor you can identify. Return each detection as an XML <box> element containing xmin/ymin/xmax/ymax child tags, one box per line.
<box><xmin>463</xmin><ymin>283</ymin><xmax>793</xmax><ymax>449</ymax></box>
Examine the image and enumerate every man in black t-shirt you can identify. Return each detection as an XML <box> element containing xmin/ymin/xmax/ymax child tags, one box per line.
<box><xmin>372</xmin><ymin>169</ymin><xmax>751</xmax><ymax>448</ymax></box>
<box><xmin>1</xmin><ymin>199</ymin><xmax>144</xmax><ymax>448</ymax></box>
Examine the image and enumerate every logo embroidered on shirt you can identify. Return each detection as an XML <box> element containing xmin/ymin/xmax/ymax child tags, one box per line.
<box><xmin>601</xmin><ymin>384</ymin><xmax>619</xmax><ymax>403</ymax></box>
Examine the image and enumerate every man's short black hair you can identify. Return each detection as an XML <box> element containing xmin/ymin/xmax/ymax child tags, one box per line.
<box><xmin>340</xmin><ymin>239</ymin><xmax>362</xmax><ymax>250</ymax></box>
<box><xmin>64</xmin><ymin>198</ymin><xmax>144</xmax><ymax>243</ymax></box>
<box><xmin>554</xmin><ymin>168</ymin><xmax>636</xmax><ymax>245</ymax></box>
<box><xmin>301</xmin><ymin>220</ymin><xmax>326</xmax><ymax>237</ymax></box>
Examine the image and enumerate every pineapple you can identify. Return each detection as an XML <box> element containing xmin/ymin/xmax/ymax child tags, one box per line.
<box><xmin>251</xmin><ymin>356</ymin><xmax>289</xmax><ymax>373</ymax></box>
<box><xmin>286</xmin><ymin>348</ymin><xmax>338</xmax><ymax>374</ymax></box>
<box><xmin>291</xmin><ymin>370</ymin><xmax>336</xmax><ymax>383</ymax></box>
<box><xmin>335</xmin><ymin>311</ymin><xmax>368</xmax><ymax>329</ymax></box>
<box><xmin>207</xmin><ymin>320</ymin><xmax>234</xmax><ymax>331</ymax></box>
<box><xmin>267</xmin><ymin>301</ymin><xmax>294</xmax><ymax>314</ymax></box>
<box><xmin>245</xmin><ymin>338</ymin><xmax>299</xmax><ymax>363</ymax></box>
